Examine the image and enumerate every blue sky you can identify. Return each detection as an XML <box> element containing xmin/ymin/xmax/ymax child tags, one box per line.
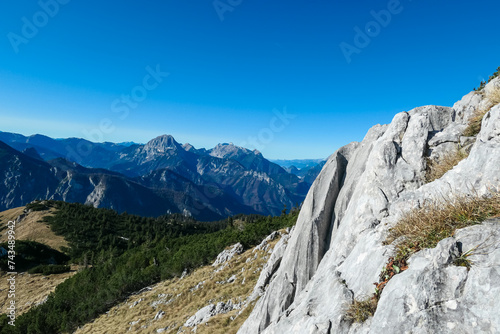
<box><xmin>0</xmin><ymin>0</ymin><xmax>499</xmax><ymax>159</ymax></box>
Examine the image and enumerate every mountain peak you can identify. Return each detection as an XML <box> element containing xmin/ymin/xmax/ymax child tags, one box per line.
<box><xmin>145</xmin><ymin>135</ymin><xmax>181</xmax><ymax>151</ymax></box>
<box><xmin>140</xmin><ymin>135</ymin><xmax>184</xmax><ymax>161</ymax></box>
<box><xmin>210</xmin><ymin>143</ymin><xmax>250</xmax><ymax>159</ymax></box>
<box><xmin>182</xmin><ymin>142</ymin><xmax>207</xmax><ymax>154</ymax></box>
<box><xmin>252</xmin><ymin>149</ymin><xmax>262</xmax><ymax>156</ymax></box>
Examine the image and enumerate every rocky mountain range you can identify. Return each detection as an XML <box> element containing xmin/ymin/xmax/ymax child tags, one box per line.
<box><xmin>0</xmin><ymin>132</ymin><xmax>322</xmax><ymax>220</ymax></box>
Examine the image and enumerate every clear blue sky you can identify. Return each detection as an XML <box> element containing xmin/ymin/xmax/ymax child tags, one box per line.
<box><xmin>1</xmin><ymin>0</ymin><xmax>499</xmax><ymax>159</ymax></box>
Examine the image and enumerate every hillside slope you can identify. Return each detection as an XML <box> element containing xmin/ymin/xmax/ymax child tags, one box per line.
<box><xmin>0</xmin><ymin>206</ymin><xmax>75</xmax><ymax>317</ymax></box>
<box><xmin>239</xmin><ymin>78</ymin><xmax>500</xmax><ymax>333</ymax></box>
<box><xmin>74</xmin><ymin>230</ymin><xmax>291</xmax><ymax>334</ymax></box>
<box><xmin>0</xmin><ymin>206</ymin><xmax>68</xmax><ymax>251</ymax></box>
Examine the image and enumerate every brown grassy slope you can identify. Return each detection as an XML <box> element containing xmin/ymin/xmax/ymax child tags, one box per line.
<box><xmin>0</xmin><ymin>269</ymin><xmax>76</xmax><ymax>316</ymax></box>
<box><xmin>0</xmin><ymin>206</ymin><xmax>68</xmax><ymax>251</ymax></box>
<box><xmin>0</xmin><ymin>206</ymin><xmax>76</xmax><ymax>316</ymax></box>
<box><xmin>74</xmin><ymin>234</ymin><xmax>286</xmax><ymax>334</ymax></box>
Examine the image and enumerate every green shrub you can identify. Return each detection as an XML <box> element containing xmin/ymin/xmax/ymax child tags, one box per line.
<box><xmin>25</xmin><ymin>200</ymin><xmax>52</xmax><ymax>211</ymax></box>
<box><xmin>0</xmin><ymin>240</ymin><xmax>69</xmax><ymax>272</ymax></box>
<box><xmin>28</xmin><ymin>264</ymin><xmax>71</xmax><ymax>275</ymax></box>
<box><xmin>474</xmin><ymin>66</ymin><xmax>500</xmax><ymax>91</ymax></box>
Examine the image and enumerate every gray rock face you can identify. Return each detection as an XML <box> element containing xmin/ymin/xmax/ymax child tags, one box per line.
<box><xmin>368</xmin><ymin>219</ymin><xmax>500</xmax><ymax>334</ymax></box>
<box><xmin>184</xmin><ymin>304</ymin><xmax>215</xmax><ymax>327</ymax></box>
<box><xmin>184</xmin><ymin>300</ymin><xmax>238</xmax><ymax>328</ymax></box>
<box><xmin>248</xmin><ymin>229</ymin><xmax>292</xmax><ymax>302</ymax></box>
<box><xmin>212</xmin><ymin>243</ymin><xmax>244</xmax><ymax>267</ymax></box>
<box><xmin>239</xmin><ymin>78</ymin><xmax>500</xmax><ymax>334</ymax></box>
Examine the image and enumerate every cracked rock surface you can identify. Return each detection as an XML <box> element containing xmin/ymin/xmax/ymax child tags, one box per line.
<box><xmin>364</xmin><ymin>219</ymin><xmax>500</xmax><ymax>334</ymax></box>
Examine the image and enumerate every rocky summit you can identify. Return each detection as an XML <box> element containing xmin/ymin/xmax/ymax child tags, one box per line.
<box><xmin>238</xmin><ymin>78</ymin><xmax>500</xmax><ymax>333</ymax></box>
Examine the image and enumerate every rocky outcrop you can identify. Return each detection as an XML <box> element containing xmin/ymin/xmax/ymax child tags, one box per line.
<box><xmin>239</xmin><ymin>78</ymin><xmax>500</xmax><ymax>333</ymax></box>
<box><xmin>248</xmin><ymin>229</ymin><xmax>292</xmax><ymax>302</ymax></box>
<box><xmin>213</xmin><ymin>243</ymin><xmax>244</xmax><ymax>268</ymax></box>
<box><xmin>184</xmin><ymin>300</ymin><xmax>240</xmax><ymax>328</ymax></box>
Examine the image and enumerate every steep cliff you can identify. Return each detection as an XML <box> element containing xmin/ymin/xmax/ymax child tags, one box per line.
<box><xmin>239</xmin><ymin>78</ymin><xmax>500</xmax><ymax>333</ymax></box>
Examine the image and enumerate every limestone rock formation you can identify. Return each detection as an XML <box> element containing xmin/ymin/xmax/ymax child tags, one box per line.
<box><xmin>239</xmin><ymin>78</ymin><xmax>500</xmax><ymax>333</ymax></box>
<box><xmin>212</xmin><ymin>243</ymin><xmax>244</xmax><ymax>268</ymax></box>
<box><xmin>367</xmin><ymin>219</ymin><xmax>500</xmax><ymax>334</ymax></box>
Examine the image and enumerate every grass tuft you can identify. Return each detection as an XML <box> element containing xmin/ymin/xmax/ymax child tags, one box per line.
<box><xmin>386</xmin><ymin>192</ymin><xmax>500</xmax><ymax>249</ymax></box>
<box><xmin>463</xmin><ymin>110</ymin><xmax>487</xmax><ymax>137</ymax></box>
<box><xmin>346</xmin><ymin>297</ymin><xmax>378</xmax><ymax>323</ymax></box>
<box><xmin>489</xmin><ymin>87</ymin><xmax>500</xmax><ymax>106</ymax></box>
<box><xmin>452</xmin><ymin>250</ymin><xmax>473</xmax><ymax>270</ymax></box>
<box><xmin>425</xmin><ymin>149</ymin><xmax>468</xmax><ymax>183</ymax></box>
<box><xmin>464</xmin><ymin>85</ymin><xmax>500</xmax><ymax>137</ymax></box>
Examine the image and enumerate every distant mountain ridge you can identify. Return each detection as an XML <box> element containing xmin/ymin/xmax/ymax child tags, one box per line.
<box><xmin>0</xmin><ymin>132</ymin><xmax>324</xmax><ymax>220</ymax></box>
<box><xmin>271</xmin><ymin>158</ymin><xmax>325</xmax><ymax>169</ymax></box>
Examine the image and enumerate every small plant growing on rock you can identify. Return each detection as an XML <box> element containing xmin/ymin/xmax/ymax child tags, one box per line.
<box><xmin>346</xmin><ymin>296</ymin><xmax>378</xmax><ymax>323</ymax></box>
<box><xmin>464</xmin><ymin>84</ymin><xmax>500</xmax><ymax>137</ymax></box>
<box><xmin>463</xmin><ymin>110</ymin><xmax>488</xmax><ymax>137</ymax></box>
<box><xmin>489</xmin><ymin>86</ymin><xmax>500</xmax><ymax>106</ymax></box>
<box><xmin>474</xmin><ymin>67</ymin><xmax>500</xmax><ymax>92</ymax></box>
<box><xmin>452</xmin><ymin>248</ymin><xmax>475</xmax><ymax>270</ymax></box>
<box><xmin>374</xmin><ymin>254</ymin><xmax>409</xmax><ymax>295</ymax></box>
<box><xmin>345</xmin><ymin>192</ymin><xmax>500</xmax><ymax>324</ymax></box>
<box><xmin>425</xmin><ymin>148</ymin><xmax>469</xmax><ymax>183</ymax></box>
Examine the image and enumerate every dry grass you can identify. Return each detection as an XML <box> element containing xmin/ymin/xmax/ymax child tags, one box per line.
<box><xmin>346</xmin><ymin>297</ymin><xmax>377</xmax><ymax>323</ymax></box>
<box><xmin>463</xmin><ymin>109</ymin><xmax>488</xmax><ymax>137</ymax></box>
<box><xmin>489</xmin><ymin>87</ymin><xmax>500</xmax><ymax>106</ymax></box>
<box><xmin>386</xmin><ymin>192</ymin><xmax>500</xmax><ymax>252</ymax></box>
<box><xmin>425</xmin><ymin>149</ymin><xmax>468</xmax><ymax>183</ymax></box>
<box><xmin>0</xmin><ymin>268</ymin><xmax>77</xmax><ymax>316</ymax></box>
<box><xmin>0</xmin><ymin>206</ymin><xmax>76</xmax><ymax>316</ymax></box>
<box><xmin>0</xmin><ymin>206</ymin><xmax>68</xmax><ymax>251</ymax></box>
<box><xmin>464</xmin><ymin>85</ymin><xmax>500</xmax><ymax>137</ymax></box>
<box><xmin>74</xmin><ymin>233</ymin><xmax>286</xmax><ymax>334</ymax></box>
